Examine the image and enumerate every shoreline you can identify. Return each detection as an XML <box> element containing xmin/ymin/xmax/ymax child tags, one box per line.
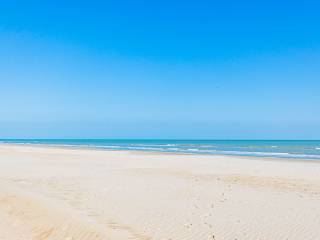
<box><xmin>1</xmin><ymin>142</ymin><xmax>320</xmax><ymax>163</ymax></box>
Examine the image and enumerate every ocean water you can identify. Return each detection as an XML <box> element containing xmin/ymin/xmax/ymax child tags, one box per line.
<box><xmin>1</xmin><ymin>139</ymin><xmax>320</xmax><ymax>160</ymax></box>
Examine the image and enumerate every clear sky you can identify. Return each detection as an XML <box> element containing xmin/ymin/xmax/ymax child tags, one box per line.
<box><xmin>0</xmin><ymin>1</ymin><xmax>319</xmax><ymax>139</ymax></box>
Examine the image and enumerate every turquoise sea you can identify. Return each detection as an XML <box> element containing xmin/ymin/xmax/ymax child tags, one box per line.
<box><xmin>1</xmin><ymin>139</ymin><xmax>320</xmax><ymax>160</ymax></box>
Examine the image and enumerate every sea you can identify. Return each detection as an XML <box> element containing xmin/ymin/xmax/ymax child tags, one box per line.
<box><xmin>1</xmin><ymin>139</ymin><xmax>320</xmax><ymax>160</ymax></box>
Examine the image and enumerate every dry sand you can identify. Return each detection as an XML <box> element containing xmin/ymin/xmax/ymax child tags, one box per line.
<box><xmin>0</xmin><ymin>144</ymin><xmax>320</xmax><ymax>240</ymax></box>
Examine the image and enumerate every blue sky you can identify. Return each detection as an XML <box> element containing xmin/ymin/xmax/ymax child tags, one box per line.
<box><xmin>0</xmin><ymin>1</ymin><xmax>319</xmax><ymax>139</ymax></box>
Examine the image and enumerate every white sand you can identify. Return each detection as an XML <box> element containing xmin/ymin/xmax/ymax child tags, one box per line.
<box><xmin>0</xmin><ymin>144</ymin><xmax>320</xmax><ymax>240</ymax></box>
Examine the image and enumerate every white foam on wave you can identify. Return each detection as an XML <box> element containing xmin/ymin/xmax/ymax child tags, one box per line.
<box><xmin>168</xmin><ymin>148</ymin><xmax>320</xmax><ymax>160</ymax></box>
<box><xmin>131</xmin><ymin>144</ymin><xmax>177</xmax><ymax>147</ymax></box>
<box><xmin>198</xmin><ymin>145</ymin><xmax>217</xmax><ymax>148</ymax></box>
<box><xmin>187</xmin><ymin>148</ymin><xmax>200</xmax><ymax>152</ymax></box>
<box><xmin>127</xmin><ymin>146</ymin><xmax>166</xmax><ymax>151</ymax></box>
<box><xmin>94</xmin><ymin>145</ymin><xmax>123</xmax><ymax>149</ymax></box>
<box><xmin>212</xmin><ymin>150</ymin><xmax>320</xmax><ymax>159</ymax></box>
<box><xmin>168</xmin><ymin>148</ymin><xmax>179</xmax><ymax>151</ymax></box>
<box><xmin>103</xmin><ymin>145</ymin><xmax>320</xmax><ymax>160</ymax></box>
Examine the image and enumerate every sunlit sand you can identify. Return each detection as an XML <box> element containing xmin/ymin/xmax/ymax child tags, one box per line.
<box><xmin>1</xmin><ymin>144</ymin><xmax>320</xmax><ymax>239</ymax></box>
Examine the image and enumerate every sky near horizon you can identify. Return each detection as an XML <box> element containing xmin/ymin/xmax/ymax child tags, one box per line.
<box><xmin>0</xmin><ymin>1</ymin><xmax>319</xmax><ymax>139</ymax></box>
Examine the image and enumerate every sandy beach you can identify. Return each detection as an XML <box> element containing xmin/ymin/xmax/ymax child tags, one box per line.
<box><xmin>0</xmin><ymin>144</ymin><xmax>320</xmax><ymax>240</ymax></box>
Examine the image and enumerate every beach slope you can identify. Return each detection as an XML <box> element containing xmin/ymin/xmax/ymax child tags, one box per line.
<box><xmin>0</xmin><ymin>145</ymin><xmax>320</xmax><ymax>240</ymax></box>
